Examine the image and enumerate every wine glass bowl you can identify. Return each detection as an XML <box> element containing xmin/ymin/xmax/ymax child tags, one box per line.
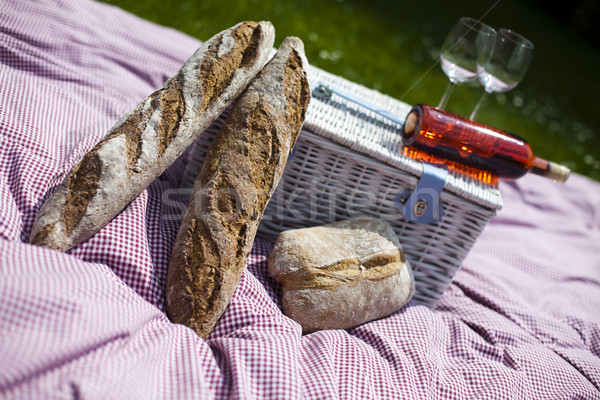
<box><xmin>470</xmin><ymin>28</ymin><xmax>534</xmax><ymax>119</ymax></box>
<box><xmin>438</xmin><ymin>17</ymin><xmax>497</xmax><ymax>109</ymax></box>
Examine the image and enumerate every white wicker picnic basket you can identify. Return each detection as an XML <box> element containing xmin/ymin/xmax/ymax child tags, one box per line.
<box><xmin>181</xmin><ymin>65</ymin><xmax>503</xmax><ymax>308</ymax></box>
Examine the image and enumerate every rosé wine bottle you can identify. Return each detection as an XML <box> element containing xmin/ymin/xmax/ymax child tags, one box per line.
<box><xmin>402</xmin><ymin>104</ymin><xmax>570</xmax><ymax>184</ymax></box>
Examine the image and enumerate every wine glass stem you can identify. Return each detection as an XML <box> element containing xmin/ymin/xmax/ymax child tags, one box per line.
<box><xmin>438</xmin><ymin>82</ymin><xmax>455</xmax><ymax>109</ymax></box>
<box><xmin>470</xmin><ymin>91</ymin><xmax>489</xmax><ymax>120</ymax></box>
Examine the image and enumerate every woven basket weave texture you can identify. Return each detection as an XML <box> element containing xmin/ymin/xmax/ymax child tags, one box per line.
<box><xmin>182</xmin><ymin>65</ymin><xmax>503</xmax><ymax>307</ymax></box>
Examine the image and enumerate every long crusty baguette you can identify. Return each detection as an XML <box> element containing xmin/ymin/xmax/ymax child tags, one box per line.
<box><xmin>165</xmin><ymin>36</ymin><xmax>311</xmax><ymax>339</ymax></box>
<box><xmin>29</xmin><ymin>21</ymin><xmax>275</xmax><ymax>252</ymax></box>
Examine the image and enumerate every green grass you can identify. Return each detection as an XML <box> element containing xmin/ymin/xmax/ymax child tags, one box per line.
<box><xmin>103</xmin><ymin>0</ymin><xmax>600</xmax><ymax>180</ymax></box>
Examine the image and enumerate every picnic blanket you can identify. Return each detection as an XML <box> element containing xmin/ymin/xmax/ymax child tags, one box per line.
<box><xmin>1</xmin><ymin>1</ymin><xmax>599</xmax><ymax>398</ymax></box>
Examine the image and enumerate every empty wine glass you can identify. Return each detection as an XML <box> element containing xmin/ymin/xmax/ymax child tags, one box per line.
<box><xmin>438</xmin><ymin>17</ymin><xmax>497</xmax><ymax>109</ymax></box>
<box><xmin>469</xmin><ymin>28</ymin><xmax>534</xmax><ymax>120</ymax></box>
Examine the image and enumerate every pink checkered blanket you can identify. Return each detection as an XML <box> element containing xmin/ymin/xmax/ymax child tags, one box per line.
<box><xmin>1</xmin><ymin>1</ymin><xmax>599</xmax><ymax>398</ymax></box>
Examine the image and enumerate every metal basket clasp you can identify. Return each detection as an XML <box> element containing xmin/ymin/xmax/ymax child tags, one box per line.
<box><xmin>395</xmin><ymin>163</ymin><xmax>448</xmax><ymax>224</ymax></box>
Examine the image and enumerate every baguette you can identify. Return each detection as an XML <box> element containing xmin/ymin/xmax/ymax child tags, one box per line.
<box><xmin>165</xmin><ymin>37</ymin><xmax>311</xmax><ymax>339</ymax></box>
<box><xmin>29</xmin><ymin>21</ymin><xmax>275</xmax><ymax>252</ymax></box>
<box><xmin>268</xmin><ymin>217</ymin><xmax>414</xmax><ymax>333</ymax></box>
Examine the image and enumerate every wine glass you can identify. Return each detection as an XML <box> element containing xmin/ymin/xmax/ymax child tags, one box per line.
<box><xmin>469</xmin><ymin>28</ymin><xmax>534</xmax><ymax>120</ymax></box>
<box><xmin>438</xmin><ymin>17</ymin><xmax>497</xmax><ymax>109</ymax></box>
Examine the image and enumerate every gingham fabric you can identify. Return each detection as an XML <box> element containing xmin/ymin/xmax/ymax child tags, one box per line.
<box><xmin>1</xmin><ymin>1</ymin><xmax>599</xmax><ymax>399</ymax></box>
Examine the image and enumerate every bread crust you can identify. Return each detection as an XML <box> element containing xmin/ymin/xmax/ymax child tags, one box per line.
<box><xmin>165</xmin><ymin>37</ymin><xmax>311</xmax><ymax>339</ymax></box>
<box><xmin>268</xmin><ymin>217</ymin><xmax>414</xmax><ymax>333</ymax></box>
<box><xmin>29</xmin><ymin>21</ymin><xmax>275</xmax><ymax>251</ymax></box>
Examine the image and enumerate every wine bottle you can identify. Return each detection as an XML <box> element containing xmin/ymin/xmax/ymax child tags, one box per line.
<box><xmin>401</xmin><ymin>104</ymin><xmax>570</xmax><ymax>183</ymax></box>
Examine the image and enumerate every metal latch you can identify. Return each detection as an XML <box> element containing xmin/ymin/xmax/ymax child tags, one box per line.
<box><xmin>396</xmin><ymin>163</ymin><xmax>448</xmax><ymax>224</ymax></box>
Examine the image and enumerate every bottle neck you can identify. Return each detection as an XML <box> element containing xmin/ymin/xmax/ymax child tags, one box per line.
<box><xmin>530</xmin><ymin>156</ymin><xmax>571</xmax><ymax>182</ymax></box>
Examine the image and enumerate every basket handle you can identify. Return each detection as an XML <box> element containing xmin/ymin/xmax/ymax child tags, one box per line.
<box><xmin>312</xmin><ymin>82</ymin><xmax>405</xmax><ymax>127</ymax></box>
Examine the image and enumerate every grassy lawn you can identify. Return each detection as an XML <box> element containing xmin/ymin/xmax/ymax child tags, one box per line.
<box><xmin>103</xmin><ymin>0</ymin><xmax>600</xmax><ymax>181</ymax></box>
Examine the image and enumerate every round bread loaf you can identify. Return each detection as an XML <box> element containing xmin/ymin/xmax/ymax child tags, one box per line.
<box><xmin>268</xmin><ymin>216</ymin><xmax>414</xmax><ymax>333</ymax></box>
